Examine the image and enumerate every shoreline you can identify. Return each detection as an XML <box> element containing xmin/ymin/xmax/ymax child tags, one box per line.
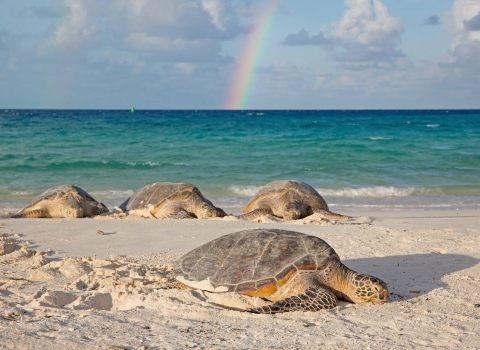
<box><xmin>1</xmin><ymin>209</ymin><xmax>480</xmax><ymax>348</ymax></box>
<box><xmin>2</xmin><ymin>208</ymin><xmax>479</xmax><ymax>258</ymax></box>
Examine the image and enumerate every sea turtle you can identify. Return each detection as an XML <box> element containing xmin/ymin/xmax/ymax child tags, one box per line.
<box><xmin>238</xmin><ymin>180</ymin><xmax>351</xmax><ymax>221</ymax></box>
<box><xmin>172</xmin><ymin>228</ymin><xmax>388</xmax><ymax>313</ymax></box>
<box><xmin>120</xmin><ymin>182</ymin><xmax>227</xmax><ymax>219</ymax></box>
<box><xmin>12</xmin><ymin>185</ymin><xmax>109</xmax><ymax>218</ymax></box>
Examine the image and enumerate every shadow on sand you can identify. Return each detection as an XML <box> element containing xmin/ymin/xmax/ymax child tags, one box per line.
<box><xmin>345</xmin><ymin>253</ymin><xmax>479</xmax><ymax>300</ymax></box>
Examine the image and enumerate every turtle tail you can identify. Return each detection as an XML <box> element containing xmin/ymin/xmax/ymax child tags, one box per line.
<box><xmin>11</xmin><ymin>210</ymin><xmax>48</xmax><ymax>218</ymax></box>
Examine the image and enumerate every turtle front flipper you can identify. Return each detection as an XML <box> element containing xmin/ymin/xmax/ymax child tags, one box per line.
<box><xmin>248</xmin><ymin>287</ymin><xmax>338</xmax><ymax>314</ymax></box>
<box><xmin>236</xmin><ymin>208</ymin><xmax>274</xmax><ymax>220</ymax></box>
<box><xmin>159</xmin><ymin>280</ymin><xmax>193</xmax><ymax>290</ymax></box>
<box><xmin>12</xmin><ymin>209</ymin><xmax>49</xmax><ymax>218</ymax></box>
<box><xmin>309</xmin><ymin>207</ymin><xmax>352</xmax><ymax>220</ymax></box>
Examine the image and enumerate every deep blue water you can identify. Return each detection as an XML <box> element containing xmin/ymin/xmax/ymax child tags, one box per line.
<box><xmin>1</xmin><ymin>109</ymin><xmax>480</xmax><ymax>213</ymax></box>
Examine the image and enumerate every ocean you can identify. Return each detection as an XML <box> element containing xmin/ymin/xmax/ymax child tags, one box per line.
<box><xmin>1</xmin><ymin>109</ymin><xmax>480</xmax><ymax>214</ymax></box>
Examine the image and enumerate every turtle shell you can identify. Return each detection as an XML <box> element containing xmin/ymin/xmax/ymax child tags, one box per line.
<box><xmin>175</xmin><ymin>229</ymin><xmax>339</xmax><ymax>298</ymax></box>
<box><xmin>121</xmin><ymin>182</ymin><xmax>203</xmax><ymax>211</ymax></box>
<box><xmin>242</xmin><ymin>180</ymin><xmax>329</xmax><ymax>213</ymax></box>
<box><xmin>18</xmin><ymin>185</ymin><xmax>97</xmax><ymax>213</ymax></box>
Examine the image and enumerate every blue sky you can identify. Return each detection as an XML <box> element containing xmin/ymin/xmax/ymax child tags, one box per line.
<box><xmin>1</xmin><ymin>0</ymin><xmax>479</xmax><ymax>109</ymax></box>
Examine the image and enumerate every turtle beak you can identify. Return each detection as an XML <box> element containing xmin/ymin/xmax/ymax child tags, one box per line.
<box><xmin>376</xmin><ymin>290</ymin><xmax>388</xmax><ymax>303</ymax></box>
<box><xmin>373</xmin><ymin>285</ymin><xmax>388</xmax><ymax>303</ymax></box>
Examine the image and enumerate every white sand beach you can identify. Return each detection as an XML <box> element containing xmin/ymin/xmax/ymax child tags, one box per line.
<box><xmin>1</xmin><ymin>209</ymin><xmax>480</xmax><ymax>349</ymax></box>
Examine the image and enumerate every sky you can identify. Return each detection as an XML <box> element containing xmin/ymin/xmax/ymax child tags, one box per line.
<box><xmin>0</xmin><ymin>0</ymin><xmax>479</xmax><ymax>110</ymax></box>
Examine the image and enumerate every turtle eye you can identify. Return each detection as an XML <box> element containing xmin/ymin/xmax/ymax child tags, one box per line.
<box><xmin>373</xmin><ymin>283</ymin><xmax>385</xmax><ymax>294</ymax></box>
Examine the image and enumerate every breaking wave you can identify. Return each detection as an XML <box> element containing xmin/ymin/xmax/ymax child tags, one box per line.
<box><xmin>369</xmin><ymin>137</ymin><xmax>391</xmax><ymax>141</ymax></box>
<box><xmin>10</xmin><ymin>191</ymin><xmax>33</xmax><ymax>196</ymax></box>
<box><xmin>228</xmin><ymin>185</ymin><xmax>435</xmax><ymax>198</ymax></box>
<box><xmin>228</xmin><ymin>185</ymin><xmax>262</xmax><ymax>197</ymax></box>
<box><xmin>317</xmin><ymin>186</ymin><xmax>433</xmax><ymax>198</ymax></box>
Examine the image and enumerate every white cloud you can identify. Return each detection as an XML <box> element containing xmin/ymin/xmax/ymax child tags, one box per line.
<box><xmin>37</xmin><ymin>0</ymin><xmax>241</xmax><ymax>63</ymax></box>
<box><xmin>443</xmin><ymin>0</ymin><xmax>480</xmax><ymax>49</ymax></box>
<box><xmin>439</xmin><ymin>0</ymin><xmax>480</xmax><ymax>75</ymax></box>
<box><xmin>331</xmin><ymin>0</ymin><xmax>402</xmax><ymax>46</ymax></box>
<box><xmin>282</xmin><ymin>0</ymin><xmax>405</xmax><ymax>69</ymax></box>
<box><xmin>201</xmin><ymin>0</ymin><xmax>228</xmax><ymax>31</ymax></box>
<box><xmin>175</xmin><ymin>62</ymin><xmax>197</xmax><ymax>75</ymax></box>
<box><xmin>37</xmin><ymin>0</ymin><xmax>99</xmax><ymax>57</ymax></box>
<box><xmin>330</xmin><ymin>0</ymin><xmax>404</xmax><ymax>69</ymax></box>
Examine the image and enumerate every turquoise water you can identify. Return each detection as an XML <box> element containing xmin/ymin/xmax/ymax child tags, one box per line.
<box><xmin>1</xmin><ymin>109</ymin><xmax>480</xmax><ymax>213</ymax></box>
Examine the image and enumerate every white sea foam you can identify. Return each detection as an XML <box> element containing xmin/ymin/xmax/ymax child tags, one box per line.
<box><xmin>0</xmin><ymin>202</ymin><xmax>25</xmax><ymax>215</ymax></box>
<box><xmin>89</xmin><ymin>190</ymin><xmax>134</xmax><ymax>199</ymax></box>
<box><xmin>10</xmin><ymin>191</ymin><xmax>33</xmax><ymax>196</ymax></box>
<box><xmin>228</xmin><ymin>185</ymin><xmax>262</xmax><ymax>197</ymax></box>
<box><xmin>228</xmin><ymin>185</ymin><xmax>431</xmax><ymax>198</ymax></box>
<box><xmin>125</xmin><ymin>161</ymin><xmax>160</xmax><ymax>167</ymax></box>
<box><xmin>427</xmin><ymin>124</ymin><xmax>439</xmax><ymax>128</ymax></box>
<box><xmin>317</xmin><ymin>186</ymin><xmax>420</xmax><ymax>198</ymax></box>
<box><xmin>369</xmin><ymin>137</ymin><xmax>391</xmax><ymax>141</ymax></box>
<box><xmin>173</xmin><ymin>162</ymin><xmax>191</xmax><ymax>167</ymax></box>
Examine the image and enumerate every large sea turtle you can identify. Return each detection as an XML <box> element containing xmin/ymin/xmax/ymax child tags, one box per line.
<box><xmin>238</xmin><ymin>180</ymin><xmax>351</xmax><ymax>221</ymax></box>
<box><xmin>12</xmin><ymin>185</ymin><xmax>109</xmax><ymax>218</ymax></box>
<box><xmin>120</xmin><ymin>182</ymin><xmax>227</xmax><ymax>219</ymax></box>
<box><xmin>172</xmin><ymin>228</ymin><xmax>388</xmax><ymax>313</ymax></box>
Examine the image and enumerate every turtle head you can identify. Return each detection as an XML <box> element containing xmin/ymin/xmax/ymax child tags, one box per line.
<box><xmin>283</xmin><ymin>202</ymin><xmax>301</xmax><ymax>220</ymax></box>
<box><xmin>95</xmin><ymin>202</ymin><xmax>109</xmax><ymax>215</ymax></box>
<box><xmin>214</xmin><ymin>207</ymin><xmax>227</xmax><ymax>218</ymax></box>
<box><xmin>348</xmin><ymin>273</ymin><xmax>389</xmax><ymax>305</ymax></box>
<box><xmin>198</xmin><ymin>204</ymin><xmax>226</xmax><ymax>219</ymax></box>
<box><xmin>65</xmin><ymin>206</ymin><xmax>84</xmax><ymax>218</ymax></box>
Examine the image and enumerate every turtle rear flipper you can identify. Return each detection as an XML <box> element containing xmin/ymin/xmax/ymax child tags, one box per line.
<box><xmin>248</xmin><ymin>287</ymin><xmax>338</xmax><ymax>314</ymax></box>
<box><xmin>236</xmin><ymin>208</ymin><xmax>274</xmax><ymax>220</ymax></box>
<box><xmin>12</xmin><ymin>209</ymin><xmax>49</xmax><ymax>218</ymax></box>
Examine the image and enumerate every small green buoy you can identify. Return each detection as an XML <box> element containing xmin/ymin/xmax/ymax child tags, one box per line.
<box><xmin>131</xmin><ymin>107</ymin><xmax>135</xmax><ymax>113</ymax></box>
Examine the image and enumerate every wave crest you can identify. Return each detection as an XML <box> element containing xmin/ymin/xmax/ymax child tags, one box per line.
<box><xmin>125</xmin><ymin>161</ymin><xmax>160</xmax><ymax>167</ymax></box>
<box><xmin>228</xmin><ymin>185</ymin><xmax>262</xmax><ymax>197</ymax></box>
<box><xmin>10</xmin><ymin>191</ymin><xmax>33</xmax><ymax>196</ymax></box>
<box><xmin>317</xmin><ymin>186</ymin><xmax>429</xmax><ymax>198</ymax></box>
<box><xmin>369</xmin><ymin>137</ymin><xmax>391</xmax><ymax>141</ymax></box>
<box><xmin>89</xmin><ymin>190</ymin><xmax>134</xmax><ymax>199</ymax></box>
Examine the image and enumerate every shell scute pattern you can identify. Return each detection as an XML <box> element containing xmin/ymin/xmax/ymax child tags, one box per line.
<box><xmin>125</xmin><ymin>183</ymin><xmax>191</xmax><ymax>211</ymax></box>
<box><xmin>240</xmin><ymin>180</ymin><xmax>351</xmax><ymax>221</ymax></box>
<box><xmin>122</xmin><ymin>182</ymin><xmax>226</xmax><ymax>219</ymax></box>
<box><xmin>243</xmin><ymin>180</ymin><xmax>327</xmax><ymax>213</ymax></box>
<box><xmin>235</xmin><ymin>281</ymin><xmax>257</xmax><ymax>294</ymax></box>
<box><xmin>176</xmin><ymin>229</ymin><xmax>334</xmax><ymax>294</ymax></box>
<box><xmin>275</xmin><ymin>266</ymin><xmax>298</xmax><ymax>286</ymax></box>
<box><xmin>14</xmin><ymin>185</ymin><xmax>108</xmax><ymax>218</ymax></box>
<box><xmin>177</xmin><ymin>241</ymin><xmax>215</xmax><ymax>280</ymax></box>
<box><xmin>256</xmin><ymin>278</ymin><xmax>278</xmax><ymax>296</ymax></box>
<box><xmin>175</xmin><ymin>229</ymin><xmax>389</xmax><ymax>313</ymax></box>
<box><xmin>293</xmin><ymin>255</ymin><xmax>317</xmax><ymax>271</ymax></box>
<box><xmin>213</xmin><ymin>233</ymin><xmax>266</xmax><ymax>285</ymax></box>
<box><xmin>251</xmin><ymin>235</ymin><xmax>305</xmax><ymax>280</ymax></box>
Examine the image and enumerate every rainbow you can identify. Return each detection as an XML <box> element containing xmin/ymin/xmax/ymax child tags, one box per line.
<box><xmin>225</xmin><ymin>0</ymin><xmax>280</xmax><ymax>110</ymax></box>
